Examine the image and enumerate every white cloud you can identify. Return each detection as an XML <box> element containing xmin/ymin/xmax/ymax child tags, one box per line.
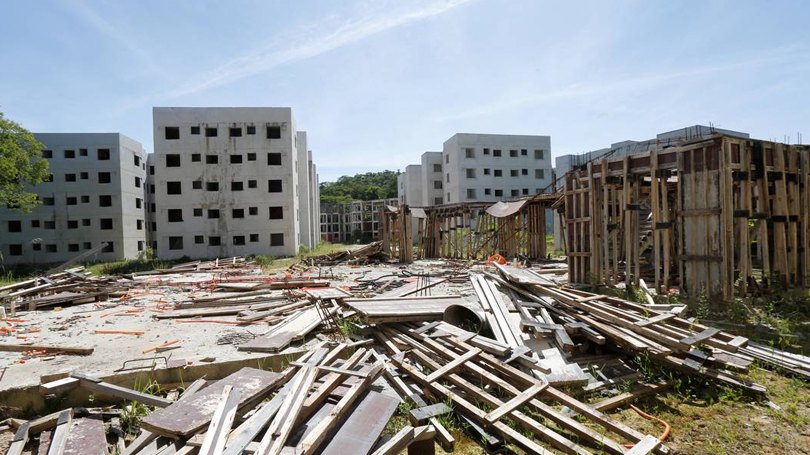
<box><xmin>59</xmin><ymin>0</ymin><xmax>162</xmax><ymax>75</ymax></box>
<box><xmin>163</xmin><ymin>0</ymin><xmax>477</xmax><ymax>99</ymax></box>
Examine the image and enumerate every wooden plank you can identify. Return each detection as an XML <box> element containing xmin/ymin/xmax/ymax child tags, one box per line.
<box><xmin>680</xmin><ymin>327</ymin><xmax>720</xmax><ymax>346</ymax></box>
<box><xmin>256</xmin><ymin>366</ymin><xmax>319</xmax><ymax>455</ymax></box>
<box><xmin>319</xmin><ymin>390</ymin><xmax>400</xmax><ymax>455</ymax></box>
<box><xmin>298</xmin><ymin>348</ymin><xmax>370</xmax><ymax>423</ymax></box>
<box><xmin>591</xmin><ymin>383</ymin><xmax>671</xmax><ymax>412</ymax></box>
<box><xmin>215</xmin><ymin>382</ymin><xmax>289</xmax><ymax>454</ymax></box>
<box><xmin>408</xmin><ymin>403</ymin><xmax>452</xmax><ymax>425</ymax></box>
<box><xmin>0</xmin><ymin>344</ymin><xmax>93</xmax><ymax>355</ymax></box>
<box><xmin>238</xmin><ymin>307</ymin><xmax>327</xmax><ymax>353</ymax></box>
<box><xmin>40</xmin><ymin>378</ymin><xmax>80</xmax><ymax>395</ymax></box>
<box><xmin>626</xmin><ymin>435</ymin><xmax>661</xmax><ymax>455</ymax></box>
<box><xmin>198</xmin><ymin>385</ymin><xmax>241</xmax><ymax>455</ymax></box>
<box><xmin>46</xmin><ymin>410</ymin><xmax>72</xmax><ymax>455</ymax></box>
<box><xmin>63</xmin><ymin>416</ymin><xmax>106</xmax><ymax>455</ymax></box>
<box><xmin>486</xmin><ymin>382</ymin><xmax>548</xmax><ymax>423</ymax></box>
<box><xmin>298</xmin><ymin>363</ymin><xmax>385</xmax><ymax>455</ymax></box>
<box><xmin>6</xmin><ymin>421</ymin><xmax>29</xmax><ymax>455</ymax></box>
<box><xmin>425</xmin><ymin>347</ymin><xmax>481</xmax><ymax>382</ymax></box>
<box><xmin>634</xmin><ymin>313</ymin><xmax>676</xmax><ymax>328</ymax></box>
<box><xmin>429</xmin><ymin>417</ymin><xmax>455</xmax><ymax>452</ymax></box>
<box><xmin>72</xmin><ymin>374</ymin><xmax>172</xmax><ymax>409</ymax></box>
<box><xmin>140</xmin><ymin>367</ymin><xmax>284</xmax><ymax>437</ymax></box>
<box><xmin>369</xmin><ymin>425</ymin><xmax>414</xmax><ymax>455</ymax></box>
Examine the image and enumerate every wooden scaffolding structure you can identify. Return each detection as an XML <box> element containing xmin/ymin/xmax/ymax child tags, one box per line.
<box><xmin>565</xmin><ymin>134</ymin><xmax>810</xmax><ymax>299</ymax></box>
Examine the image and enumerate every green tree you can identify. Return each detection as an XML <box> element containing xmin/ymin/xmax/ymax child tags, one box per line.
<box><xmin>320</xmin><ymin>170</ymin><xmax>399</xmax><ymax>203</ymax></box>
<box><xmin>0</xmin><ymin>111</ymin><xmax>49</xmax><ymax>212</ymax></box>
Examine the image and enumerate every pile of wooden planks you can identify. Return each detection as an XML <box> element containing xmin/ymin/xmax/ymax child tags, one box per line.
<box><xmin>0</xmin><ymin>267</ymin><xmax>124</xmax><ymax>315</ymax></box>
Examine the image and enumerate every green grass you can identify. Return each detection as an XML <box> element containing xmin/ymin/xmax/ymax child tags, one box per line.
<box><xmin>256</xmin><ymin>242</ymin><xmax>358</xmax><ymax>272</ymax></box>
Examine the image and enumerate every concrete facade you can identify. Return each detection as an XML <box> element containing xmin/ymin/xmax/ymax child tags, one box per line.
<box><xmin>152</xmin><ymin>107</ymin><xmax>307</xmax><ymax>259</ymax></box>
<box><xmin>320</xmin><ymin>198</ymin><xmax>397</xmax><ymax>243</ymax></box>
<box><xmin>0</xmin><ymin>133</ymin><xmax>147</xmax><ymax>264</ymax></box>
<box><xmin>398</xmin><ymin>164</ymin><xmax>423</xmax><ymax>206</ymax></box>
<box><xmin>442</xmin><ymin>133</ymin><xmax>553</xmax><ymax>204</ymax></box>
<box><xmin>420</xmin><ymin>152</ymin><xmax>444</xmax><ymax>206</ymax></box>
<box><xmin>552</xmin><ymin>125</ymin><xmax>750</xmax><ymax>250</ymax></box>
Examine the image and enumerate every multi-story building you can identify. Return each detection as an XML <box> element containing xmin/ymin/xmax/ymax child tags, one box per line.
<box><xmin>552</xmin><ymin>125</ymin><xmax>750</xmax><ymax>250</ymax></box>
<box><xmin>442</xmin><ymin>133</ymin><xmax>553</xmax><ymax>204</ymax></box>
<box><xmin>397</xmin><ymin>164</ymin><xmax>423</xmax><ymax>206</ymax></box>
<box><xmin>420</xmin><ymin>152</ymin><xmax>444</xmax><ymax>206</ymax></box>
<box><xmin>0</xmin><ymin>133</ymin><xmax>148</xmax><ymax>264</ymax></box>
<box><xmin>320</xmin><ymin>198</ymin><xmax>397</xmax><ymax>243</ymax></box>
<box><xmin>151</xmin><ymin>107</ymin><xmax>318</xmax><ymax>259</ymax></box>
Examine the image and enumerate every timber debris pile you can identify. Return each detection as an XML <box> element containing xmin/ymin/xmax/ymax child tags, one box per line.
<box><xmin>1</xmin><ymin>255</ymin><xmax>809</xmax><ymax>455</ymax></box>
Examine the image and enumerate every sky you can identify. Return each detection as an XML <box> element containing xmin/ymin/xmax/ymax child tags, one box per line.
<box><xmin>1</xmin><ymin>0</ymin><xmax>809</xmax><ymax>182</ymax></box>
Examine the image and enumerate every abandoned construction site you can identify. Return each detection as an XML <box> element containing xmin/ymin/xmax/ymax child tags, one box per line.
<box><xmin>1</xmin><ymin>128</ymin><xmax>810</xmax><ymax>455</ymax></box>
<box><xmin>2</xmin><ymin>2</ymin><xmax>810</xmax><ymax>454</ymax></box>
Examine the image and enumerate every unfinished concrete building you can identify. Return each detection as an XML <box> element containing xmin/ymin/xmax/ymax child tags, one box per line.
<box><xmin>0</xmin><ymin>133</ymin><xmax>148</xmax><ymax>264</ymax></box>
<box><xmin>320</xmin><ymin>198</ymin><xmax>397</xmax><ymax>243</ymax></box>
<box><xmin>420</xmin><ymin>151</ymin><xmax>444</xmax><ymax>206</ymax></box>
<box><xmin>442</xmin><ymin>133</ymin><xmax>553</xmax><ymax>204</ymax></box>
<box><xmin>152</xmin><ymin>107</ymin><xmax>318</xmax><ymax>259</ymax></box>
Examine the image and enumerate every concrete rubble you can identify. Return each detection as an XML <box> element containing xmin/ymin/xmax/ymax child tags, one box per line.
<box><xmin>1</xmin><ymin>250</ymin><xmax>809</xmax><ymax>455</ymax></box>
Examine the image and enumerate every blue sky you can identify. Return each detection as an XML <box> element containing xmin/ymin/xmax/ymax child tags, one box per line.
<box><xmin>1</xmin><ymin>0</ymin><xmax>808</xmax><ymax>182</ymax></box>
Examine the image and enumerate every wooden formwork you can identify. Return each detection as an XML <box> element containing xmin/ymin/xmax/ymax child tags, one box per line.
<box><xmin>565</xmin><ymin>134</ymin><xmax>810</xmax><ymax>300</ymax></box>
<box><xmin>379</xmin><ymin>204</ymin><xmax>413</xmax><ymax>262</ymax></box>
<box><xmin>410</xmin><ymin>196</ymin><xmax>556</xmax><ymax>262</ymax></box>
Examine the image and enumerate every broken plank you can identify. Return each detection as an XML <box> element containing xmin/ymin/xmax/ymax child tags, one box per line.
<box><xmin>63</xmin><ymin>416</ymin><xmax>106</xmax><ymax>455</ymax></box>
<box><xmin>46</xmin><ymin>410</ymin><xmax>72</xmax><ymax>455</ymax></box>
<box><xmin>238</xmin><ymin>307</ymin><xmax>327</xmax><ymax>353</ymax></box>
<box><xmin>71</xmin><ymin>373</ymin><xmax>172</xmax><ymax>408</ymax></box>
<box><xmin>680</xmin><ymin>327</ymin><xmax>720</xmax><ymax>346</ymax></box>
<box><xmin>319</xmin><ymin>390</ymin><xmax>400</xmax><ymax>455</ymax></box>
<box><xmin>140</xmin><ymin>367</ymin><xmax>284</xmax><ymax>437</ymax></box>
<box><xmin>626</xmin><ymin>435</ymin><xmax>662</xmax><ymax>455</ymax></box>
<box><xmin>198</xmin><ymin>385</ymin><xmax>241</xmax><ymax>455</ymax></box>
<box><xmin>0</xmin><ymin>344</ymin><xmax>93</xmax><ymax>355</ymax></box>
<box><xmin>6</xmin><ymin>421</ymin><xmax>29</xmax><ymax>455</ymax></box>
<box><xmin>409</xmin><ymin>403</ymin><xmax>453</xmax><ymax>425</ymax></box>
<box><xmin>298</xmin><ymin>363</ymin><xmax>385</xmax><ymax>455</ymax></box>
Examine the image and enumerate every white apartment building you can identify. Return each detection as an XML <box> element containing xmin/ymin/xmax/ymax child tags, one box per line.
<box><xmin>152</xmin><ymin>107</ymin><xmax>318</xmax><ymax>259</ymax></box>
<box><xmin>442</xmin><ymin>133</ymin><xmax>553</xmax><ymax>204</ymax></box>
<box><xmin>0</xmin><ymin>133</ymin><xmax>148</xmax><ymax>264</ymax></box>
<box><xmin>420</xmin><ymin>152</ymin><xmax>444</xmax><ymax>206</ymax></box>
<box><xmin>398</xmin><ymin>164</ymin><xmax>423</xmax><ymax>206</ymax></box>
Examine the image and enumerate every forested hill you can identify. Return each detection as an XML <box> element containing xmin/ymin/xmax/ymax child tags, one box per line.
<box><xmin>319</xmin><ymin>171</ymin><xmax>399</xmax><ymax>204</ymax></box>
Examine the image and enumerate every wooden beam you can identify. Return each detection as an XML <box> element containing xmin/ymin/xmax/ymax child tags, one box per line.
<box><xmin>6</xmin><ymin>421</ymin><xmax>29</xmax><ymax>455</ymax></box>
<box><xmin>46</xmin><ymin>410</ymin><xmax>71</xmax><ymax>455</ymax></box>
<box><xmin>298</xmin><ymin>363</ymin><xmax>384</xmax><ymax>455</ymax></box>
<box><xmin>198</xmin><ymin>385</ymin><xmax>241</xmax><ymax>455</ymax></box>
<box><xmin>71</xmin><ymin>373</ymin><xmax>173</xmax><ymax>408</ymax></box>
<box><xmin>486</xmin><ymin>382</ymin><xmax>548</xmax><ymax>423</ymax></box>
<box><xmin>425</xmin><ymin>347</ymin><xmax>481</xmax><ymax>382</ymax></box>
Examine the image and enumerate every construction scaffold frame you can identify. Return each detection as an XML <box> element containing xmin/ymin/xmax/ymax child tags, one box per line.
<box><xmin>380</xmin><ymin>195</ymin><xmax>558</xmax><ymax>262</ymax></box>
<box><xmin>564</xmin><ymin>133</ymin><xmax>810</xmax><ymax>300</ymax></box>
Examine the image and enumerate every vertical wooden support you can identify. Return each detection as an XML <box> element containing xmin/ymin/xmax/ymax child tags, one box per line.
<box><xmin>623</xmin><ymin>157</ymin><xmax>633</xmax><ymax>286</ymax></box>
<box><xmin>720</xmin><ymin>138</ymin><xmax>735</xmax><ymax>299</ymax></box>
<box><xmin>651</xmin><ymin>149</ymin><xmax>661</xmax><ymax>292</ymax></box>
